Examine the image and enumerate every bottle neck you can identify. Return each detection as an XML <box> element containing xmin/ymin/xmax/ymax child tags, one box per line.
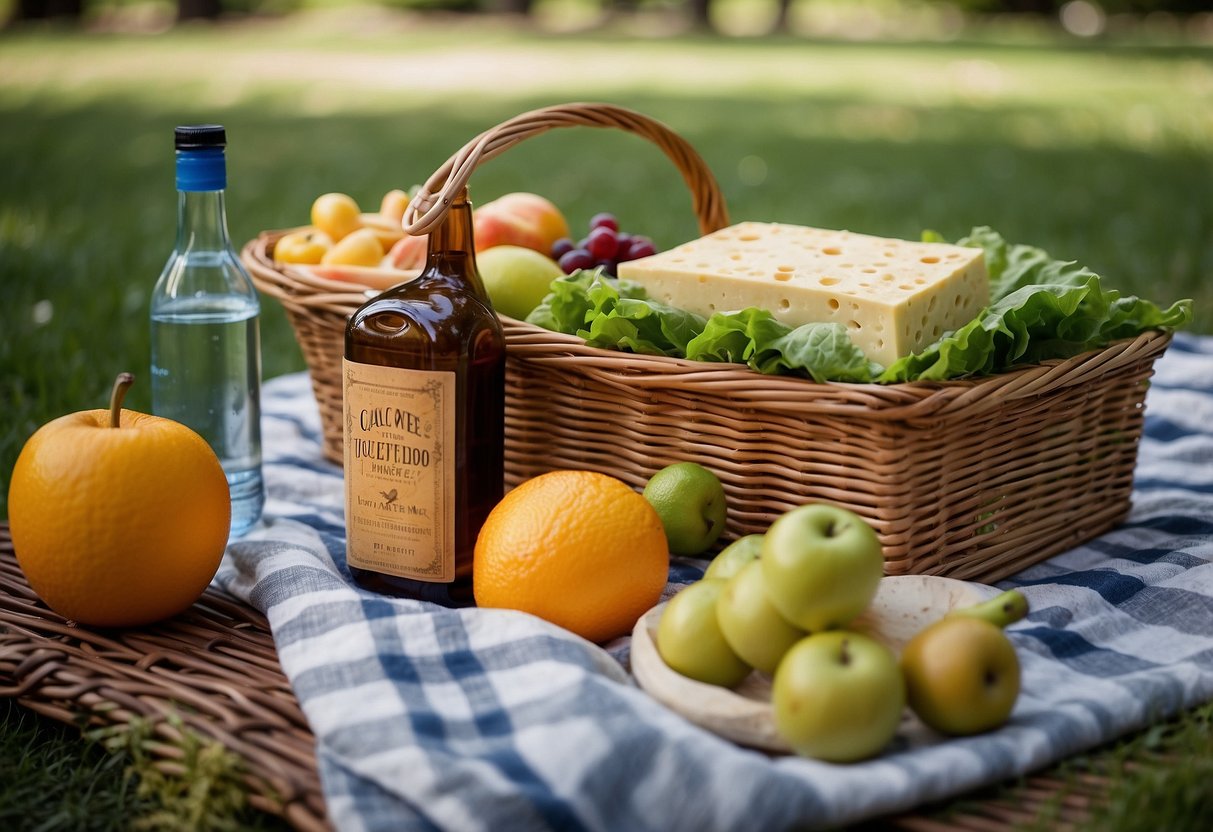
<box><xmin>176</xmin><ymin>189</ymin><xmax>232</xmax><ymax>252</ymax></box>
<box><xmin>422</xmin><ymin>190</ymin><xmax>487</xmax><ymax>297</ymax></box>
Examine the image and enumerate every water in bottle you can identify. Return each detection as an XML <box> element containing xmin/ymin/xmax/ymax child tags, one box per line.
<box><xmin>150</xmin><ymin>125</ymin><xmax>264</xmax><ymax>538</ymax></box>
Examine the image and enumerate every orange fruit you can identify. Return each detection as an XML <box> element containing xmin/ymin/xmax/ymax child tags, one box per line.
<box><xmin>474</xmin><ymin>470</ymin><xmax>669</xmax><ymax>643</ymax></box>
<box><xmin>7</xmin><ymin>374</ymin><xmax>231</xmax><ymax>628</ymax></box>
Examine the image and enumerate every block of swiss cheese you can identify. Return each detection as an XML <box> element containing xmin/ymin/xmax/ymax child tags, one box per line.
<box><xmin>617</xmin><ymin>222</ymin><xmax>989</xmax><ymax>367</ymax></box>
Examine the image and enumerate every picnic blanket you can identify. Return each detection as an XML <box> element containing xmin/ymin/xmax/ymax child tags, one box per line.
<box><xmin>216</xmin><ymin>332</ymin><xmax>1213</xmax><ymax>832</ymax></box>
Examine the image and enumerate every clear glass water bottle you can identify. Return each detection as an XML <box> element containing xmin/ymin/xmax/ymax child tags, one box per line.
<box><xmin>151</xmin><ymin>124</ymin><xmax>264</xmax><ymax>538</ymax></box>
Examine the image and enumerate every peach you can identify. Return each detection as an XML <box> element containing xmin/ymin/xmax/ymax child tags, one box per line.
<box><xmin>474</xmin><ymin>193</ymin><xmax>569</xmax><ymax>255</ymax></box>
<box><xmin>384</xmin><ymin>192</ymin><xmax>569</xmax><ymax>267</ymax></box>
<box><xmin>387</xmin><ymin>234</ymin><xmax>428</xmax><ymax>270</ymax></box>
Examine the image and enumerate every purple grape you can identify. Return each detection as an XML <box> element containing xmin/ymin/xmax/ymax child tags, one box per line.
<box><xmin>613</xmin><ymin>232</ymin><xmax>634</xmax><ymax>260</ymax></box>
<box><xmin>550</xmin><ymin>237</ymin><xmax>575</xmax><ymax>260</ymax></box>
<box><xmin>596</xmin><ymin>259</ymin><xmax>618</xmax><ymax>277</ymax></box>
<box><xmin>586</xmin><ymin>226</ymin><xmax>618</xmax><ymax>260</ymax></box>
<box><xmin>625</xmin><ymin>237</ymin><xmax>657</xmax><ymax>261</ymax></box>
<box><xmin>558</xmin><ymin>248</ymin><xmax>596</xmax><ymax>274</ymax></box>
<box><xmin>589</xmin><ymin>212</ymin><xmax>619</xmax><ymax>232</ymax></box>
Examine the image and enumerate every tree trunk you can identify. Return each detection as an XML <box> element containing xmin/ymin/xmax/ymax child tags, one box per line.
<box><xmin>10</xmin><ymin>0</ymin><xmax>84</xmax><ymax>22</ymax></box>
<box><xmin>688</xmin><ymin>0</ymin><xmax>711</xmax><ymax>30</ymax></box>
<box><xmin>177</xmin><ymin>0</ymin><xmax>222</xmax><ymax>22</ymax></box>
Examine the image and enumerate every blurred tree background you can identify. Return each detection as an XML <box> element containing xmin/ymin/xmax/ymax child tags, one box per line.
<box><xmin>5</xmin><ymin>0</ymin><xmax>1212</xmax><ymax>30</ymax></box>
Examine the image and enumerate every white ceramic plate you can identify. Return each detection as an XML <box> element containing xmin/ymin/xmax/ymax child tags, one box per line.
<box><xmin>630</xmin><ymin>575</ymin><xmax>995</xmax><ymax>752</ymax></box>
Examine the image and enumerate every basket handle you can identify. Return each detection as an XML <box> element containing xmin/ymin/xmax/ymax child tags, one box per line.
<box><xmin>402</xmin><ymin>102</ymin><xmax>730</xmax><ymax>238</ymax></box>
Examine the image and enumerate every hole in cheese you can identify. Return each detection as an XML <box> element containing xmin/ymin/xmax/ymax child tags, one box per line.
<box><xmin>740</xmin><ymin>233</ymin><xmax>760</xmax><ymax>242</ymax></box>
<box><xmin>774</xmin><ymin>272</ymin><xmax>792</xmax><ymax>282</ymax></box>
<box><xmin>862</xmin><ymin>268</ymin><xmax>877</xmax><ymax>274</ymax></box>
<box><xmin>877</xmin><ymin>338</ymin><xmax>885</xmax><ymax>349</ymax></box>
<box><xmin>820</xmin><ymin>277</ymin><xmax>840</xmax><ymax>286</ymax></box>
<box><xmin>822</xmin><ymin>247</ymin><xmax>841</xmax><ymax>255</ymax></box>
<box><xmin>928</xmin><ymin>296</ymin><xmax>938</xmax><ymax>312</ymax></box>
<box><xmin>847</xmin><ymin>319</ymin><xmax>861</xmax><ymax>330</ymax></box>
<box><xmin>914</xmin><ymin>329</ymin><xmax>923</xmax><ymax>341</ymax></box>
<box><xmin>899</xmin><ymin>284</ymin><xmax>915</xmax><ymax>291</ymax></box>
<box><xmin>883</xmin><ymin>274</ymin><xmax>895</xmax><ymax>282</ymax></box>
<box><xmin>921</xmin><ymin>256</ymin><xmax>941</xmax><ymax>264</ymax></box>
<box><xmin>828</xmin><ymin>298</ymin><xmax>840</xmax><ymax>311</ymax></box>
<box><xmin>777</xmin><ymin>264</ymin><xmax>795</xmax><ymax>272</ymax></box>
<box><xmin>779</xmin><ymin>298</ymin><xmax>790</xmax><ymax>310</ymax></box>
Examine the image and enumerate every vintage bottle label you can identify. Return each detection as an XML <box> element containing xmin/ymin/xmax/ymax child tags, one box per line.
<box><xmin>342</xmin><ymin>359</ymin><xmax>456</xmax><ymax>582</ymax></box>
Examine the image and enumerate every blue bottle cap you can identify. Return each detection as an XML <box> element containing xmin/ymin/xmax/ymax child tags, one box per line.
<box><xmin>175</xmin><ymin>124</ymin><xmax>227</xmax><ymax>192</ymax></box>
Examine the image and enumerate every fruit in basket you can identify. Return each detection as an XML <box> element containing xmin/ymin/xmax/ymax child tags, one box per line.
<box><xmin>387</xmin><ymin>233</ymin><xmax>428</xmax><ymax>270</ymax></box>
<box><xmin>476</xmin><ymin>245</ymin><xmax>564</xmax><ymax>320</ymax></box>
<box><xmin>380</xmin><ymin>188</ymin><xmax>410</xmax><ymax>226</ymax></box>
<box><xmin>900</xmin><ymin>597</ymin><xmax>1025</xmax><ymax>736</ymax></box>
<box><xmin>7</xmin><ymin>373</ymin><xmax>230</xmax><ymax>628</ymax></box>
<box><xmin>703</xmin><ymin>534</ymin><xmax>764</xmax><ymax>581</ymax></box>
<box><xmin>772</xmin><ymin>631</ymin><xmax>905</xmax><ymax>762</ymax></box>
<box><xmin>358</xmin><ymin>212</ymin><xmax>406</xmax><ymax>251</ymax></box>
<box><xmin>762</xmin><ymin>504</ymin><xmax>883</xmax><ymax>632</ymax></box>
<box><xmin>642</xmin><ymin>462</ymin><xmax>728</xmax><ymax>556</ymax></box>
<box><xmin>553</xmin><ymin>212</ymin><xmax>658</xmax><ymax>277</ymax></box>
<box><xmin>475</xmin><ymin>192</ymin><xmax>570</xmax><ymax>255</ymax></box>
<box><xmin>322</xmin><ymin>227</ymin><xmax>384</xmax><ymax>267</ymax></box>
<box><xmin>657</xmin><ymin>579</ymin><xmax>752</xmax><ymax>687</ymax></box>
<box><xmin>473</xmin><ymin>470</ymin><xmax>668</xmax><ymax>643</ymax></box>
<box><xmin>716</xmin><ymin>561</ymin><xmax>805</xmax><ymax>674</ymax></box>
<box><xmin>311</xmin><ymin>192</ymin><xmax>363</xmax><ymax>242</ymax></box>
<box><xmin>274</xmin><ymin>229</ymin><xmax>334</xmax><ymax>265</ymax></box>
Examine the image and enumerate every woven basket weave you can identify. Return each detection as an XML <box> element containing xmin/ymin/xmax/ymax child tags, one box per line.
<box><xmin>242</xmin><ymin>101</ymin><xmax>1171</xmax><ymax>583</ymax></box>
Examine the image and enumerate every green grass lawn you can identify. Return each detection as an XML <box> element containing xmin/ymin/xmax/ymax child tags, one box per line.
<box><xmin>1</xmin><ymin>11</ymin><xmax>1211</xmax><ymax>829</ymax></box>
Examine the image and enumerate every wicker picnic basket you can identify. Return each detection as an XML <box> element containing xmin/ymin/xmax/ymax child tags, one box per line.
<box><xmin>242</xmin><ymin>102</ymin><xmax>1172</xmax><ymax>583</ymax></box>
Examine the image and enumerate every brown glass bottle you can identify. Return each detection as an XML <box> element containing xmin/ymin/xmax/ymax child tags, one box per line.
<box><xmin>342</xmin><ymin>188</ymin><xmax>505</xmax><ymax>606</ymax></box>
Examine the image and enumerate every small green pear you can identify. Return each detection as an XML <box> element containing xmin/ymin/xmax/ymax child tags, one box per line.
<box><xmin>946</xmin><ymin>589</ymin><xmax>1029</xmax><ymax>629</ymax></box>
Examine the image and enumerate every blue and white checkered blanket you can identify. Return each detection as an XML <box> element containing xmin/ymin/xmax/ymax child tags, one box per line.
<box><xmin>216</xmin><ymin>333</ymin><xmax>1213</xmax><ymax>832</ymax></box>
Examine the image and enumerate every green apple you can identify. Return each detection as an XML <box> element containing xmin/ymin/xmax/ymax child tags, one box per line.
<box><xmin>900</xmin><ymin>616</ymin><xmax>1020</xmax><ymax>735</ymax></box>
<box><xmin>761</xmin><ymin>504</ymin><xmax>883</xmax><ymax>632</ymax></box>
<box><xmin>643</xmin><ymin>462</ymin><xmax>728</xmax><ymax>556</ymax></box>
<box><xmin>772</xmin><ymin>631</ymin><xmax>905</xmax><ymax>762</ymax></box>
<box><xmin>716</xmin><ymin>561</ymin><xmax>805</xmax><ymax>674</ymax></box>
<box><xmin>947</xmin><ymin>589</ymin><xmax>1029</xmax><ymax>628</ymax></box>
<box><xmin>476</xmin><ymin>245</ymin><xmax>564</xmax><ymax>320</ymax></box>
<box><xmin>656</xmin><ymin>580</ymin><xmax>751</xmax><ymax>687</ymax></box>
<box><xmin>703</xmin><ymin>534</ymin><xmax>764</xmax><ymax>581</ymax></box>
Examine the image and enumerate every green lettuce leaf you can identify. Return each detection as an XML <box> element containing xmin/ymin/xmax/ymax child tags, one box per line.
<box><xmin>879</xmin><ymin>228</ymin><xmax>1192</xmax><ymax>381</ymax></box>
<box><xmin>526</xmin><ymin>231</ymin><xmax>1192</xmax><ymax>384</ymax></box>
<box><xmin>685</xmin><ymin>309</ymin><xmax>877</xmax><ymax>383</ymax></box>
<box><xmin>527</xmin><ymin>270</ymin><xmax>704</xmax><ymax>356</ymax></box>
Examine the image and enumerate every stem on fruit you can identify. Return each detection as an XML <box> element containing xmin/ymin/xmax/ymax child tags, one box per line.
<box><xmin>109</xmin><ymin>373</ymin><xmax>135</xmax><ymax>428</ymax></box>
